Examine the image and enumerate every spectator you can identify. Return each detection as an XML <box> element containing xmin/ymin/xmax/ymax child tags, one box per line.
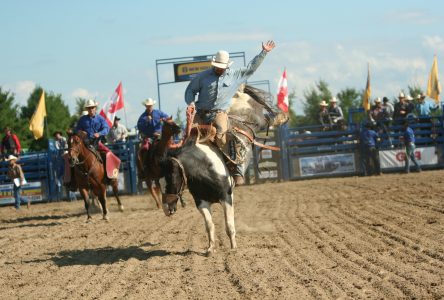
<box><xmin>1</xmin><ymin>127</ymin><xmax>21</xmax><ymax>158</ymax></box>
<box><xmin>107</xmin><ymin>116</ymin><xmax>128</xmax><ymax>143</ymax></box>
<box><xmin>382</xmin><ymin>97</ymin><xmax>394</xmax><ymax>120</ymax></box>
<box><xmin>393</xmin><ymin>92</ymin><xmax>409</xmax><ymax>120</ymax></box>
<box><xmin>53</xmin><ymin>131</ymin><xmax>67</xmax><ymax>150</ymax></box>
<box><xmin>405</xmin><ymin>95</ymin><xmax>416</xmax><ymax>118</ymax></box>
<box><xmin>319</xmin><ymin>101</ymin><xmax>331</xmax><ymax>129</ymax></box>
<box><xmin>6</xmin><ymin>155</ymin><xmax>30</xmax><ymax>210</ymax></box>
<box><xmin>137</xmin><ymin>98</ymin><xmax>169</xmax><ymax>140</ymax></box>
<box><xmin>368</xmin><ymin>97</ymin><xmax>384</xmax><ymax>124</ymax></box>
<box><xmin>328</xmin><ymin>97</ymin><xmax>345</xmax><ymax>130</ymax></box>
<box><xmin>416</xmin><ymin>93</ymin><xmax>439</xmax><ymax>118</ymax></box>
<box><xmin>360</xmin><ymin>123</ymin><xmax>381</xmax><ymax>176</ymax></box>
<box><xmin>402</xmin><ymin>121</ymin><xmax>421</xmax><ymax>173</ymax></box>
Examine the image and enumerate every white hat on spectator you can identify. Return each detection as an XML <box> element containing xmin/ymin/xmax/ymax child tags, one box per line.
<box><xmin>330</xmin><ymin>97</ymin><xmax>338</xmax><ymax>103</ymax></box>
<box><xmin>5</xmin><ymin>155</ymin><xmax>18</xmax><ymax>161</ymax></box>
<box><xmin>398</xmin><ymin>92</ymin><xmax>405</xmax><ymax>99</ymax></box>
<box><xmin>143</xmin><ymin>98</ymin><xmax>156</xmax><ymax>106</ymax></box>
<box><xmin>320</xmin><ymin>100</ymin><xmax>328</xmax><ymax>106</ymax></box>
<box><xmin>417</xmin><ymin>93</ymin><xmax>426</xmax><ymax>100</ymax></box>
<box><xmin>406</xmin><ymin>95</ymin><xmax>413</xmax><ymax>101</ymax></box>
<box><xmin>84</xmin><ymin>99</ymin><xmax>98</xmax><ymax>109</ymax></box>
<box><xmin>374</xmin><ymin>97</ymin><xmax>382</xmax><ymax>103</ymax></box>
<box><xmin>211</xmin><ymin>50</ymin><xmax>233</xmax><ymax>69</ymax></box>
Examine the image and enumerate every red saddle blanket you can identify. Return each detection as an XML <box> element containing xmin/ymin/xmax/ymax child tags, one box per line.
<box><xmin>105</xmin><ymin>151</ymin><xmax>120</xmax><ymax>179</ymax></box>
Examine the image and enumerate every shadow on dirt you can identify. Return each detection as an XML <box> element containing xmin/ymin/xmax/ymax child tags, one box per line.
<box><xmin>3</xmin><ymin>212</ymin><xmax>84</xmax><ymax>224</ymax></box>
<box><xmin>23</xmin><ymin>244</ymin><xmax>205</xmax><ymax>266</ymax></box>
<box><xmin>0</xmin><ymin>221</ymin><xmax>63</xmax><ymax>231</ymax></box>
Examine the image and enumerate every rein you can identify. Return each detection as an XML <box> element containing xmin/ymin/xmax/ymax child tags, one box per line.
<box><xmin>170</xmin><ymin>157</ymin><xmax>187</xmax><ymax>198</ymax></box>
<box><xmin>232</xmin><ymin>126</ymin><xmax>280</xmax><ymax>151</ymax></box>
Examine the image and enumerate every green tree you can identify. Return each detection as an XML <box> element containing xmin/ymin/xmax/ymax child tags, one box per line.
<box><xmin>302</xmin><ymin>80</ymin><xmax>332</xmax><ymax>125</ymax></box>
<box><xmin>21</xmin><ymin>87</ymin><xmax>72</xmax><ymax>151</ymax></box>
<box><xmin>69</xmin><ymin>97</ymin><xmax>88</xmax><ymax>127</ymax></box>
<box><xmin>336</xmin><ymin>88</ymin><xmax>362</xmax><ymax>123</ymax></box>
<box><xmin>0</xmin><ymin>88</ymin><xmax>23</xmax><ymax>137</ymax></box>
<box><xmin>286</xmin><ymin>89</ymin><xmax>309</xmax><ymax>127</ymax></box>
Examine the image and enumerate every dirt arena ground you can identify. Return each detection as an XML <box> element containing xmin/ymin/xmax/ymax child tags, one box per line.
<box><xmin>1</xmin><ymin>170</ymin><xmax>444</xmax><ymax>299</ymax></box>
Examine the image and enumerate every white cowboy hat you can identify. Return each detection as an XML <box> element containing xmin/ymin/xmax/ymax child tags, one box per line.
<box><xmin>5</xmin><ymin>155</ymin><xmax>18</xmax><ymax>161</ymax></box>
<box><xmin>405</xmin><ymin>95</ymin><xmax>413</xmax><ymax>101</ymax></box>
<box><xmin>374</xmin><ymin>97</ymin><xmax>382</xmax><ymax>103</ymax></box>
<box><xmin>84</xmin><ymin>99</ymin><xmax>98</xmax><ymax>109</ymax></box>
<box><xmin>211</xmin><ymin>50</ymin><xmax>233</xmax><ymax>69</ymax></box>
<box><xmin>320</xmin><ymin>100</ymin><xmax>328</xmax><ymax>106</ymax></box>
<box><xmin>330</xmin><ymin>97</ymin><xmax>338</xmax><ymax>103</ymax></box>
<box><xmin>143</xmin><ymin>98</ymin><xmax>156</xmax><ymax>106</ymax></box>
<box><xmin>398</xmin><ymin>92</ymin><xmax>405</xmax><ymax>99</ymax></box>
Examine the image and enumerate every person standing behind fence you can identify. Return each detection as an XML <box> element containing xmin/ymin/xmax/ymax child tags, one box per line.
<box><xmin>382</xmin><ymin>97</ymin><xmax>394</xmax><ymax>120</ymax></box>
<box><xmin>319</xmin><ymin>101</ymin><xmax>331</xmax><ymax>130</ymax></box>
<box><xmin>402</xmin><ymin>121</ymin><xmax>421</xmax><ymax>173</ymax></box>
<box><xmin>416</xmin><ymin>93</ymin><xmax>438</xmax><ymax>119</ymax></box>
<box><xmin>1</xmin><ymin>127</ymin><xmax>21</xmax><ymax>158</ymax></box>
<box><xmin>328</xmin><ymin>97</ymin><xmax>344</xmax><ymax>130</ymax></box>
<box><xmin>360</xmin><ymin>123</ymin><xmax>381</xmax><ymax>176</ymax></box>
<box><xmin>6</xmin><ymin>155</ymin><xmax>30</xmax><ymax>210</ymax></box>
<box><xmin>107</xmin><ymin>116</ymin><xmax>128</xmax><ymax>144</ymax></box>
<box><xmin>393</xmin><ymin>92</ymin><xmax>409</xmax><ymax>121</ymax></box>
<box><xmin>53</xmin><ymin>131</ymin><xmax>67</xmax><ymax>150</ymax></box>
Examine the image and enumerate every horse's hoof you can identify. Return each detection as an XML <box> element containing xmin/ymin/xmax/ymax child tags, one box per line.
<box><xmin>118</xmin><ymin>205</ymin><xmax>124</xmax><ymax>212</ymax></box>
<box><xmin>206</xmin><ymin>248</ymin><xmax>215</xmax><ymax>257</ymax></box>
<box><xmin>103</xmin><ymin>215</ymin><xmax>110</xmax><ymax>221</ymax></box>
<box><xmin>86</xmin><ymin>217</ymin><xmax>93</xmax><ymax>223</ymax></box>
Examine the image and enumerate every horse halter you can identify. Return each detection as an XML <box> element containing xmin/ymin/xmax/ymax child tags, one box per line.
<box><xmin>162</xmin><ymin>157</ymin><xmax>187</xmax><ymax>206</ymax></box>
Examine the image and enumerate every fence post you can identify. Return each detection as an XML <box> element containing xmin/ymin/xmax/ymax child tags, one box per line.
<box><xmin>278</xmin><ymin>124</ymin><xmax>290</xmax><ymax>181</ymax></box>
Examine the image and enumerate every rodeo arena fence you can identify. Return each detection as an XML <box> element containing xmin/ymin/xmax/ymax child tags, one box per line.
<box><xmin>1</xmin><ymin>109</ymin><xmax>444</xmax><ymax>205</ymax></box>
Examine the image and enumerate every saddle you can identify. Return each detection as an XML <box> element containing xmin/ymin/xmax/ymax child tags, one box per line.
<box><xmin>87</xmin><ymin>142</ymin><xmax>121</xmax><ymax>179</ymax></box>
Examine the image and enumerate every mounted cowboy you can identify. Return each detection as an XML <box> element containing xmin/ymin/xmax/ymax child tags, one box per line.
<box><xmin>185</xmin><ymin>40</ymin><xmax>276</xmax><ymax>186</ymax></box>
<box><xmin>66</xmin><ymin>99</ymin><xmax>120</xmax><ymax>190</ymax></box>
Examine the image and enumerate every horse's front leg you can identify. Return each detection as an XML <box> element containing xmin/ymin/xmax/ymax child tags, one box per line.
<box><xmin>79</xmin><ymin>188</ymin><xmax>92</xmax><ymax>221</ymax></box>
<box><xmin>221</xmin><ymin>194</ymin><xmax>237</xmax><ymax>249</ymax></box>
<box><xmin>147</xmin><ymin>179</ymin><xmax>161</xmax><ymax>209</ymax></box>
<box><xmin>198</xmin><ymin>201</ymin><xmax>216</xmax><ymax>255</ymax></box>
<box><xmin>111</xmin><ymin>179</ymin><xmax>124</xmax><ymax>212</ymax></box>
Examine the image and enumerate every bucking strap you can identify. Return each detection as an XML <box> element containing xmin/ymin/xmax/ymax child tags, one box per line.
<box><xmin>232</xmin><ymin>127</ymin><xmax>280</xmax><ymax>151</ymax></box>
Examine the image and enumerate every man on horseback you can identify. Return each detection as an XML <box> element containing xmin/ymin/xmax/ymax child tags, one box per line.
<box><xmin>185</xmin><ymin>40</ymin><xmax>276</xmax><ymax>186</ymax></box>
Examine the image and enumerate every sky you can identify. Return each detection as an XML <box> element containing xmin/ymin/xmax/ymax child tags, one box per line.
<box><xmin>1</xmin><ymin>0</ymin><xmax>444</xmax><ymax>129</ymax></box>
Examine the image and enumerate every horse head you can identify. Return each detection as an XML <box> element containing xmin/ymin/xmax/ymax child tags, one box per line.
<box><xmin>67</xmin><ymin>131</ymin><xmax>87</xmax><ymax>167</ymax></box>
<box><xmin>160</xmin><ymin>156</ymin><xmax>186</xmax><ymax>217</ymax></box>
<box><xmin>161</xmin><ymin>117</ymin><xmax>182</xmax><ymax>138</ymax></box>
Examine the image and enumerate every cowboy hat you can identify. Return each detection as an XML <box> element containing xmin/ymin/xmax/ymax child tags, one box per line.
<box><xmin>320</xmin><ymin>100</ymin><xmax>328</xmax><ymax>106</ymax></box>
<box><xmin>211</xmin><ymin>50</ymin><xmax>233</xmax><ymax>69</ymax></box>
<box><xmin>84</xmin><ymin>99</ymin><xmax>98</xmax><ymax>109</ymax></box>
<box><xmin>398</xmin><ymin>92</ymin><xmax>405</xmax><ymax>99</ymax></box>
<box><xmin>5</xmin><ymin>155</ymin><xmax>18</xmax><ymax>161</ymax></box>
<box><xmin>114</xmin><ymin>116</ymin><xmax>121</xmax><ymax>121</ymax></box>
<box><xmin>374</xmin><ymin>97</ymin><xmax>382</xmax><ymax>103</ymax></box>
<box><xmin>417</xmin><ymin>93</ymin><xmax>426</xmax><ymax>100</ymax></box>
<box><xmin>143</xmin><ymin>98</ymin><xmax>156</xmax><ymax>106</ymax></box>
<box><xmin>330</xmin><ymin>97</ymin><xmax>338</xmax><ymax>103</ymax></box>
<box><xmin>405</xmin><ymin>95</ymin><xmax>413</xmax><ymax>101</ymax></box>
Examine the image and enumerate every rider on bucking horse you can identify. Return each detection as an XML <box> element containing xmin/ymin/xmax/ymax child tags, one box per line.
<box><xmin>184</xmin><ymin>40</ymin><xmax>276</xmax><ymax>186</ymax></box>
<box><xmin>66</xmin><ymin>99</ymin><xmax>116</xmax><ymax>190</ymax></box>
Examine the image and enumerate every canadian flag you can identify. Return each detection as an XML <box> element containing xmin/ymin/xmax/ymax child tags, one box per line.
<box><xmin>99</xmin><ymin>82</ymin><xmax>124</xmax><ymax>126</ymax></box>
<box><xmin>277</xmin><ymin>69</ymin><xmax>289</xmax><ymax>113</ymax></box>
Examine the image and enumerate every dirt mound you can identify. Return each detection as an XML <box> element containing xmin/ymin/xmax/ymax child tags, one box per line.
<box><xmin>1</xmin><ymin>171</ymin><xmax>443</xmax><ymax>299</ymax></box>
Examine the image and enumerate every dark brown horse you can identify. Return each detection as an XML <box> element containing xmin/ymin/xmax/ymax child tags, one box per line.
<box><xmin>138</xmin><ymin>117</ymin><xmax>182</xmax><ymax>208</ymax></box>
<box><xmin>68</xmin><ymin>133</ymin><xmax>123</xmax><ymax>221</ymax></box>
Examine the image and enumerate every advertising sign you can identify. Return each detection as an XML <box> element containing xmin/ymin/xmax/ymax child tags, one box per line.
<box><xmin>379</xmin><ymin>146</ymin><xmax>437</xmax><ymax>169</ymax></box>
<box><xmin>299</xmin><ymin>153</ymin><xmax>356</xmax><ymax>177</ymax></box>
<box><xmin>0</xmin><ymin>181</ymin><xmax>44</xmax><ymax>205</ymax></box>
<box><xmin>173</xmin><ymin>61</ymin><xmax>212</xmax><ymax>82</ymax></box>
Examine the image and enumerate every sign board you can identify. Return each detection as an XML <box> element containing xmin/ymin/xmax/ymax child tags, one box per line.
<box><xmin>379</xmin><ymin>146</ymin><xmax>438</xmax><ymax>169</ymax></box>
<box><xmin>255</xmin><ymin>131</ymin><xmax>282</xmax><ymax>181</ymax></box>
<box><xmin>0</xmin><ymin>181</ymin><xmax>44</xmax><ymax>205</ymax></box>
<box><xmin>173</xmin><ymin>61</ymin><xmax>212</xmax><ymax>82</ymax></box>
<box><xmin>299</xmin><ymin>153</ymin><xmax>356</xmax><ymax>177</ymax></box>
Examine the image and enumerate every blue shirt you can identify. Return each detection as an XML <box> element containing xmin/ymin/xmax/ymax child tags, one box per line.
<box><xmin>76</xmin><ymin>114</ymin><xmax>109</xmax><ymax>139</ymax></box>
<box><xmin>185</xmin><ymin>50</ymin><xmax>267</xmax><ymax>111</ymax></box>
<box><xmin>416</xmin><ymin>100</ymin><xmax>438</xmax><ymax>116</ymax></box>
<box><xmin>361</xmin><ymin>128</ymin><xmax>379</xmax><ymax>148</ymax></box>
<box><xmin>403</xmin><ymin>126</ymin><xmax>415</xmax><ymax>144</ymax></box>
<box><xmin>137</xmin><ymin>109</ymin><xmax>169</xmax><ymax>138</ymax></box>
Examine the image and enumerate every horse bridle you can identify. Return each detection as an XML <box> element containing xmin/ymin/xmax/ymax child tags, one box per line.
<box><xmin>164</xmin><ymin>157</ymin><xmax>187</xmax><ymax>203</ymax></box>
<box><xmin>68</xmin><ymin>136</ymin><xmax>100</xmax><ymax>178</ymax></box>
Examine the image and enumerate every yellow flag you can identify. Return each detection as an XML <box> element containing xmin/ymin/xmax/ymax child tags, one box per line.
<box><xmin>29</xmin><ymin>91</ymin><xmax>47</xmax><ymax>139</ymax></box>
<box><xmin>427</xmin><ymin>55</ymin><xmax>441</xmax><ymax>104</ymax></box>
<box><xmin>362</xmin><ymin>64</ymin><xmax>371</xmax><ymax>111</ymax></box>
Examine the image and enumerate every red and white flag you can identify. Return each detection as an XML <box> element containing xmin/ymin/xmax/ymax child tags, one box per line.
<box><xmin>277</xmin><ymin>69</ymin><xmax>289</xmax><ymax>113</ymax></box>
<box><xmin>99</xmin><ymin>82</ymin><xmax>124</xmax><ymax>126</ymax></box>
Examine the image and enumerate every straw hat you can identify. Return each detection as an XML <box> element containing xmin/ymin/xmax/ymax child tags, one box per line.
<box><xmin>143</xmin><ymin>98</ymin><xmax>156</xmax><ymax>106</ymax></box>
<box><xmin>320</xmin><ymin>100</ymin><xmax>328</xmax><ymax>106</ymax></box>
<box><xmin>84</xmin><ymin>99</ymin><xmax>98</xmax><ymax>109</ymax></box>
<box><xmin>211</xmin><ymin>50</ymin><xmax>233</xmax><ymax>69</ymax></box>
<box><xmin>5</xmin><ymin>155</ymin><xmax>18</xmax><ymax>161</ymax></box>
<box><xmin>374</xmin><ymin>97</ymin><xmax>382</xmax><ymax>103</ymax></box>
<box><xmin>398</xmin><ymin>92</ymin><xmax>405</xmax><ymax>99</ymax></box>
<box><xmin>330</xmin><ymin>97</ymin><xmax>338</xmax><ymax>103</ymax></box>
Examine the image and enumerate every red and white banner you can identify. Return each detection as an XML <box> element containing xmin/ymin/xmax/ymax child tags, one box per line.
<box><xmin>379</xmin><ymin>146</ymin><xmax>438</xmax><ymax>169</ymax></box>
<box><xmin>277</xmin><ymin>69</ymin><xmax>289</xmax><ymax>113</ymax></box>
<box><xmin>99</xmin><ymin>82</ymin><xmax>124</xmax><ymax>126</ymax></box>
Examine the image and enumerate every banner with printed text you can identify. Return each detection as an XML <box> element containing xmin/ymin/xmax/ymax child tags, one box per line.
<box><xmin>379</xmin><ymin>146</ymin><xmax>438</xmax><ymax>169</ymax></box>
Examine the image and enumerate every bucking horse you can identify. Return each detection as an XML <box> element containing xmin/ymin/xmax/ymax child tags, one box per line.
<box><xmin>160</xmin><ymin>85</ymin><xmax>288</xmax><ymax>255</ymax></box>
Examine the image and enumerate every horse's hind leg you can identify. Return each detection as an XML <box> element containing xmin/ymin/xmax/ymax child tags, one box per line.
<box><xmin>111</xmin><ymin>180</ymin><xmax>124</xmax><ymax>212</ymax></box>
<box><xmin>198</xmin><ymin>201</ymin><xmax>216</xmax><ymax>255</ymax></box>
<box><xmin>147</xmin><ymin>179</ymin><xmax>161</xmax><ymax>209</ymax></box>
<box><xmin>96</xmin><ymin>186</ymin><xmax>109</xmax><ymax>220</ymax></box>
<box><xmin>222</xmin><ymin>195</ymin><xmax>237</xmax><ymax>249</ymax></box>
<box><xmin>79</xmin><ymin>188</ymin><xmax>92</xmax><ymax>221</ymax></box>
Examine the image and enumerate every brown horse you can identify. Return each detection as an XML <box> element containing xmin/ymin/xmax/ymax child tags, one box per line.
<box><xmin>67</xmin><ymin>133</ymin><xmax>123</xmax><ymax>221</ymax></box>
<box><xmin>138</xmin><ymin>117</ymin><xmax>182</xmax><ymax>208</ymax></box>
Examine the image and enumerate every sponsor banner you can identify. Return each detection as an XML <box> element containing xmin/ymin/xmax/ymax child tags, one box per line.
<box><xmin>0</xmin><ymin>181</ymin><xmax>43</xmax><ymax>205</ymax></box>
<box><xmin>379</xmin><ymin>146</ymin><xmax>437</xmax><ymax>169</ymax></box>
<box><xmin>299</xmin><ymin>153</ymin><xmax>356</xmax><ymax>177</ymax></box>
<box><xmin>174</xmin><ymin>61</ymin><xmax>212</xmax><ymax>82</ymax></box>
